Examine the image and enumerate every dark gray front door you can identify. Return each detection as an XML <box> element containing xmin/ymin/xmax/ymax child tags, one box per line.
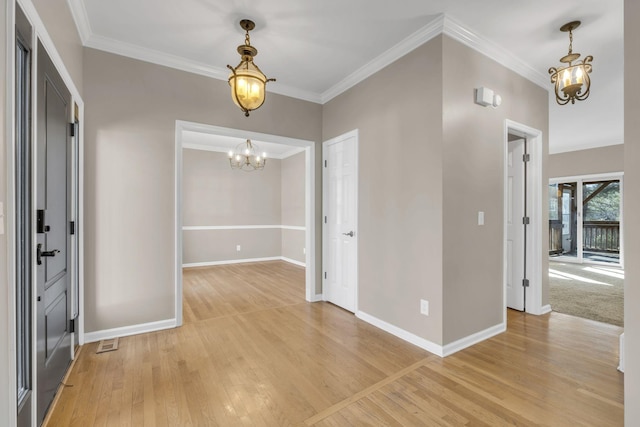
<box><xmin>36</xmin><ymin>40</ymin><xmax>72</xmax><ymax>424</ymax></box>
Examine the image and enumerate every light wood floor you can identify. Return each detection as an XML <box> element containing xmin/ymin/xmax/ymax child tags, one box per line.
<box><xmin>46</xmin><ymin>261</ymin><xmax>624</xmax><ymax>426</ymax></box>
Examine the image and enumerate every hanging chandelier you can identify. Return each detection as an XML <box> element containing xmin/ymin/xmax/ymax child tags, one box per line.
<box><xmin>227</xmin><ymin>19</ymin><xmax>275</xmax><ymax>117</ymax></box>
<box><xmin>548</xmin><ymin>21</ymin><xmax>593</xmax><ymax>105</ymax></box>
<box><xmin>228</xmin><ymin>139</ymin><xmax>267</xmax><ymax>171</ymax></box>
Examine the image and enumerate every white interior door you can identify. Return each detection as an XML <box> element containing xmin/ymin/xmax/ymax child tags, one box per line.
<box><xmin>323</xmin><ymin>131</ymin><xmax>358</xmax><ymax>312</ymax></box>
<box><xmin>507</xmin><ymin>138</ymin><xmax>526</xmax><ymax>311</ymax></box>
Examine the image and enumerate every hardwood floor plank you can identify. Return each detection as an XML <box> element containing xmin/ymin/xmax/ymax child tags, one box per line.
<box><xmin>45</xmin><ymin>262</ymin><xmax>624</xmax><ymax>427</ymax></box>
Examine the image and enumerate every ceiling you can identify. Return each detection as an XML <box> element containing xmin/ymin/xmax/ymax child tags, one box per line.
<box><xmin>69</xmin><ymin>0</ymin><xmax>624</xmax><ymax>153</ymax></box>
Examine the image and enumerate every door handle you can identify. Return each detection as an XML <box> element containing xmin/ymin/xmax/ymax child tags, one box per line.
<box><xmin>342</xmin><ymin>231</ymin><xmax>355</xmax><ymax>237</ymax></box>
<box><xmin>37</xmin><ymin>243</ymin><xmax>60</xmax><ymax>265</ymax></box>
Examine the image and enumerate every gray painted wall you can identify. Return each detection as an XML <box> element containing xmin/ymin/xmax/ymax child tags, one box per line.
<box><xmin>549</xmin><ymin>145</ymin><xmax>623</xmax><ymax>178</ymax></box>
<box><xmin>441</xmin><ymin>35</ymin><xmax>549</xmax><ymax>343</ymax></box>
<box><xmin>625</xmin><ymin>1</ymin><xmax>639</xmax><ymax>423</ymax></box>
<box><xmin>32</xmin><ymin>0</ymin><xmax>84</xmax><ymax>95</ymax></box>
<box><xmin>83</xmin><ymin>48</ymin><xmax>322</xmax><ymax>332</ymax></box>
<box><xmin>181</xmin><ymin>149</ymin><xmax>305</xmax><ymax>265</ymax></box>
<box><xmin>182</xmin><ymin>150</ymin><xmax>282</xmax><ymax>226</ymax></box>
<box><xmin>183</xmin><ymin>229</ymin><xmax>282</xmax><ymax>263</ymax></box>
<box><xmin>323</xmin><ymin>34</ymin><xmax>549</xmax><ymax>347</ymax></box>
<box><xmin>323</xmin><ymin>37</ymin><xmax>446</xmax><ymax>345</ymax></box>
<box><xmin>281</xmin><ymin>151</ymin><xmax>305</xmax><ymax>227</ymax></box>
<box><xmin>281</xmin><ymin>151</ymin><xmax>306</xmax><ymax>262</ymax></box>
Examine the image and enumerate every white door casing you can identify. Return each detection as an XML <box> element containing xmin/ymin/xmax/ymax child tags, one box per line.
<box><xmin>174</xmin><ymin>121</ymin><xmax>318</xmax><ymax>326</ymax></box>
<box><xmin>507</xmin><ymin>138</ymin><xmax>525</xmax><ymax>311</ymax></box>
<box><xmin>323</xmin><ymin>130</ymin><xmax>358</xmax><ymax>313</ymax></box>
<box><xmin>503</xmin><ymin>120</ymin><xmax>544</xmax><ymax>317</ymax></box>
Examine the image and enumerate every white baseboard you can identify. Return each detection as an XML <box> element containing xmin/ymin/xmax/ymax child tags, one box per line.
<box><xmin>83</xmin><ymin>318</ymin><xmax>177</xmax><ymax>343</ymax></box>
<box><xmin>619</xmin><ymin>333</ymin><xmax>625</xmax><ymax>372</ymax></box>
<box><xmin>309</xmin><ymin>293</ymin><xmax>323</xmax><ymax>302</ymax></box>
<box><xmin>356</xmin><ymin>311</ymin><xmax>444</xmax><ymax>357</ymax></box>
<box><xmin>356</xmin><ymin>310</ymin><xmax>506</xmax><ymax>358</ymax></box>
<box><xmin>539</xmin><ymin>304</ymin><xmax>552</xmax><ymax>315</ymax></box>
<box><xmin>280</xmin><ymin>257</ymin><xmax>306</xmax><ymax>267</ymax></box>
<box><xmin>442</xmin><ymin>322</ymin><xmax>506</xmax><ymax>357</ymax></box>
<box><xmin>183</xmin><ymin>256</ymin><xmax>306</xmax><ymax>268</ymax></box>
<box><xmin>183</xmin><ymin>257</ymin><xmax>281</xmax><ymax>268</ymax></box>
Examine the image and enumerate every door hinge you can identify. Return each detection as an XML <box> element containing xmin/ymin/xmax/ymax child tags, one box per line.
<box><xmin>324</xmin><ymin>160</ymin><xmax>327</xmax><ymax>168</ymax></box>
<box><xmin>324</xmin><ymin>272</ymin><xmax>327</xmax><ymax>279</ymax></box>
<box><xmin>69</xmin><ymin>122</ymin><xmax>75</xmax><ymax>137</ymax></box>
<box><xmin>70</xmin><ymin>221</ymin><xmax>75</xmax><ymax>235</ymax></box>
<box><xmin>324</xmin><ymin>216</ymin><xmax>327</xmax><ymax>224</ymax></box>
<box><xmin>522</xmin><ymin>278</ymin><xmax>530</xmax><ymax>288</ymax></box>
<box><xmin>523</xmin><ymin>153</ymin><xmax>530</xmax><ymax>162</ymax></box>
<box><xmin>69</xmin><ymin>318</ymin><xmax>75</xmax><ymax>333</ymax></box>
<box><xmin>522</xmin><ymin>216</ymin><xmax>530</xmax><ymax>225</ymax></box>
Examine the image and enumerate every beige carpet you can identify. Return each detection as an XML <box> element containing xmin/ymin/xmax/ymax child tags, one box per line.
<box><xmin>549</xmin><ymin>261</ymin><xmax>624</xmax><ymax>326</ymax></box>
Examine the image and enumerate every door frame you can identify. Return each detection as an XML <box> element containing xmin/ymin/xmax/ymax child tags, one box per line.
<box><xmin>549</xmin><ymin>172</ymin><xmax>624</xmax><ymax>267</ymax></box>
<box><xmin>321</xmin><ymin>129</ymin><xmax>359</xmax><ymax>312</ymax></box>
<box><xmin>4</xmin><ymin>1</ymin><xmax>85</xmax><ymax>423</ymax></box>
<box><xmin>174</xmin><ymin>121</ymin><xmax>317</xmax><ymax>326</ymax></box>
<box><xmin>503</xmin><ymin>120</ymin><xmax>545</xmax><ymax>318</ymax></box>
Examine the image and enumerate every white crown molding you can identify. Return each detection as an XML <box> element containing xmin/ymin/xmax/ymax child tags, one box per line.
<box><xmin>84</xmin><ymin>33</ymin><xmax>322</xmax><ymax>103</ymax></box>
<box><xmin>66</xmin><ymin>7</ymin><xmax>549</xmax><ymax>104</ymax></box>
<box><xmin>66</xmin><ymin>0</ymin><xmax>91</xmax><ymax>44</ymax></box>
<box><xmin>442</xmin><ymin>16</ymin><xmax>548</xmax><ymax>89</ymax></box>
<box><xmin>320</xmin><ymin>15</ymin><xmax>446</xmax><ymax>104</ymax></box>
<box><xmin>86</xmin><ymin>33</ymin><xmax>230</xmax><ymax>79</ymax></box>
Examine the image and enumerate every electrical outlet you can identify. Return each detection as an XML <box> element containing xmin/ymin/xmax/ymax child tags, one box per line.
<box><xmin>303</xmin><ymin>248</ymin><xmax>306</xmax><ymax>254</ymax></box>
<box><xmin>236</xmin><ymin>245</ymin><xmax>241</xmax><ymax>252</ymax></box>
<box><xmin>420</xmin><ymin>299</ymin><xmax>429</xmax><ymax>316</ymax></box>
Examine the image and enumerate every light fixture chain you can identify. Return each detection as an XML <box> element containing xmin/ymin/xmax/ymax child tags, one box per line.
<box><xmin>245</xmin><ymin>31</ymin><xmax>251</xmax><ymax>46</ymax></box>
<box><xmin>568</xmin><ymin>28</ymin><xmax>573</xmax><ymax>54</ymax></box>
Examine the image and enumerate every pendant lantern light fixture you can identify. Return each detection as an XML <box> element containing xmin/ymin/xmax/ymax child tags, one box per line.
<box><xmin>227</xmin><ymin>19</ymin><xmax>275</xmax><ymax>116</ymax></box>
<box><xmin>548</xmin><ymin>21</ymin><xmax>593</xmax><ymax>105</ymax></box>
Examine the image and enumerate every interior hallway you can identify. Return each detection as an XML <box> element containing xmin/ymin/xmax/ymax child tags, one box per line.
<box><xmin>45</xmin><ymin>261</ymin><xmax>623</xmax><ymax>426</ymax></box>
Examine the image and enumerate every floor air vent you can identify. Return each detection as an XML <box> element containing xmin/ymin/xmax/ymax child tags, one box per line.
<box><xmin>96</xmin><ymin>337</ymin><xmax>119</xmax><ymax>354</ymax></box>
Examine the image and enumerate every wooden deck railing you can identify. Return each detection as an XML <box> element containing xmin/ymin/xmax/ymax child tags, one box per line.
<box><xmin>548</xmin><ymin>220</ymin><xmax>620</xmax><ymax>255</ymax></box>
<box><xmin>583</xmin><ymin>221</ymin><xmax>620</xmax><ymax>253</ymax></box>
